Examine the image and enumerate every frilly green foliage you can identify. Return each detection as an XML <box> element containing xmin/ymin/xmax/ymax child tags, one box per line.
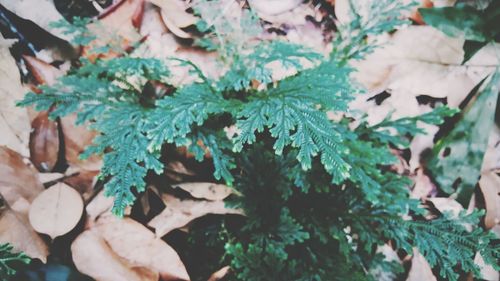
<box><xmin>18</xmin><ymin>0</ymin><xmax>500</xmax><ymax>280</ymax></box>
<box><xmin>0</xmin><ymin>243</ymin><xmax>30</xmax><ymax>281</ymax></box>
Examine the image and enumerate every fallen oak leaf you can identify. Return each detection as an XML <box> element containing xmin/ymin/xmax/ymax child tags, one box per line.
<box><xmin>207</xmin><ymin>266</ymin><xmax>231</xmax><ymax>281</ymax></box>
<box><xmin>478</xmin><ymin>172</ymin><xmax>500</xmax><ymax>229</ymax></box>
<box><xmin>148</xmin><ymin>194</ymin><xmax>243</xmax><ymax>237</ymax></box>
<box><xmin>71</xmin><ymin>230</ymin><xmax>159</xmax><ymax>281</ymax></box>
<box><xmin>95</xmin><ymin>214</ymin><xmax>190</xmax><ymax>280</ymax></box>
<box><xmin>0</xmin><ymin>146</ymin><xmax>44</xmax><ymax>213</ymax></box>
<box><xmin>0</xmin><ymin>36</ymin><xmax>31</xmax><ymax>157</ymax></box>
<box><xmin>0</xmin><ymin>196</ymin><xmax>48</xmax><ymax>263</ymax></box>
<box><xmin>406</xmin><ymin>248</ymin><xmax>437</xmax><ymax>281</ymax></box>
<box><xmin>29</xmin><ymin>111</ymin><xmax>60</xmax><ymax>172</ymax></box>
<box><xmin>60</xmin><ymin>114</ymin><xmax>102</xmax><ymax>171</ymax></box>
<box><xmin>28</xmin><ymin>183</ymin><xmax>84</xmax><ymax>239</ymax></box>
<box><xmin>173</xmin><ymin>182</ymin><xmax>234</xmax><ymax>201</ymax></box>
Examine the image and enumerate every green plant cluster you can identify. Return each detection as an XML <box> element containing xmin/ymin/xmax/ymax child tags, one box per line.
<box><xmin>18</xmin><ymin>0</ymin><xmax>500</xmax><ymax>280</ymax></box>
<box><xmin>0</xmin><ymin>243</ymin><xmax>30</xmax><ymax>280</ymax></box>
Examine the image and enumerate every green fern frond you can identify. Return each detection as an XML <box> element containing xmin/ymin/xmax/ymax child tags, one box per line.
<box><xmin>0</xmin><ymin>243</ymin><xmax>30</xmax><ymax>280</ymax></box>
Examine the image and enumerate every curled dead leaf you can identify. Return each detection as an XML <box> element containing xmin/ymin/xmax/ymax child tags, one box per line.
<box><xmin>29</xmin><ymin>183</ymin><xmax>84</xmax><ymax>239</ymax></box>
<box><xmin>248</xmin><ymin>0</ymin><xmax>303</xmax><ymax>16</ymax></box>
<box><xmin>0</xmin><ymin>146</ymin><xmax>44</xmax><ymax>212</ymax></box>
<box><xmin>174</xmin><ymin>182</ymin><xmax>234</xmax><ymax>201</ymax></box>
<box><xmin>22</xmin><ymin>55</ymin><xmax>64</xmax><ymax>86</ymax></box>
<box><xmin>29</xmin><ymin>111</ymin><xmax>60</xmax><ymax>172</ymax></box>
<box><xmin>0</xmin><ymin>198</ymin><xmax>48</xmax><ymax>263</ymax></box>
<box><xmin>72</xmin><ymin>230</ymin><xmax>159</xmax><ymax>281</ymax></box>
<box><xmin>208</xmin><ymin>266</ymin><xmax>230</xmax><ymax>281</ymax></box>
<box><xmin>406</xmin><ymin>248</ymin><xmax>437</xmax><ymax>281</ymax></box>
<box><xmin>479</xmin><ymin>172</ymin><xmax>500</xmax><ymax>229</ymax></box>
<box><xmin>96</xmin><ymin>215</ymin><xmax>190</xmax><ymax>280</ymax></box>
<box><xmin>148</xmin><ymin>194</ymin><xmax>243</xmax><ymax>237</ymax></box>
<box><xmin>0</xmin><ymin>36</ymin><xmax>31</xmax><ymax>156</ymax></box>
<box><xmin>60</xmin><ymin>114</ymin><xmax>102</xmax><ymax>171</ymax></box>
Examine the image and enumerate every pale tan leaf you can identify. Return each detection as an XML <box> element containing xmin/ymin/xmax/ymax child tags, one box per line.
<box><xmin>0</xmin><ymin>201</ymin><xmax>48</xmax><ymax>263</ymax></box>
<box><xmin>29</xmin><ymin>111</ymin><xmax>60</xmax><ymax>172</ymax></box>
<box><xmin>248</xmin><ymin>0</ymin><xmax>303</xmax><ymax>16</ymax></box>
<box><xmin>148</xmin><ymin>194</ymin><xmax>243</xmax><ymax>237</ymax></box>
<box><xmin>479</xmin><ymin>172</ymin><xmax>500</xmax><ymax>229</ymax></box>
<box><xmin>174</xmin><ymin>182</ymin><xmax>234</xmax><ymax>201</ymax></box>
<box><xmin>29</xmin><ymin>183</ymin><xmax>84</xmax><ymax>239</ymax></box>
<box><xmin>411</xmin><ymin>169</ymin><xmax>436</xmax><ymax>199</ymax></box>
<box><xmin>86</xmin><ymin>190</ymin><xmax>115</xmax><ymax>223</ymax></box>
<box><xmin>474</xmin><ymin>252</ymin><xmax>499</xmax><ymax>281</ymax></box>
<box><xmin>22</xmin><ymin>55</ymin><xmax>64</xmax><ymax>86</ymax></box>
<box><xmin>406</xmin><ymin>248</ymin><xmax>437</xmax><ymax>281</ymax></box>
<box><xmin>207</xmin><ymin>266</ymin><xmax>230</xmax><ymax>281</ymax></box>
<box><xmin>96</xmin><ymin>0</ymin><xmax>143</xmax><ymax>42</ymax></box>
<box><xmin>0</xmin><ymin>146</ymin><xmax>44</xmax><ymax>211</ymax></box>
<box><xmin>351</xmin><ymin>26</ymin><xmax>495</xmax><ymax>117</ymax></box>
<box><xmin>60</xmin><ymin>114</ymin><xmax>102</xmax><ymax>171</ymax></box>
<box><xmin>1</xmin><ymin>0</ymin><xmax>72</xmax><ymax>41</ymax></box>
<box><xmin>96</xmin><ymin>215</ymin><xmax>190</xmax><ymax>280</ymax></box>
<box><xmin>427</xmin><ymin>197</ymin><xmax>464</xmax><ymax>218</ymax></box>
<box><xmin>72</xmin><ymin>230</ymin><xmax>159</xmax><ymax>281</ymax></box>
<box><xmin>149</xmin><ymin>0</ymin><xmax>198</xmax><ymax>28</ymax></box>
<box><xmin>0</xmin><ymin>36</ymin><xmax>31</xmax><ymax>156</ymax></box>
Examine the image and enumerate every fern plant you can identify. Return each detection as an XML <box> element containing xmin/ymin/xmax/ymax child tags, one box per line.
<box><xmin>18</xmin><ymin>0</ymin><xmax>500</xmax><ymax>280</ymax></box>
<box><xmin>0</xmin><ymin>243</ymin><xmax>30</xmax><ymax>281</ymax></box>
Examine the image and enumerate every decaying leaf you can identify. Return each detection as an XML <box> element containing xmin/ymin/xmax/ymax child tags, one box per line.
<box><xmin>248</xmin><ymin>0</ymin><xmax>303</xmax><ymax>16</ymax></box>
<box><xmin>351</xmin><ymin>26</ymin><xmax>495</xmax><ymax>122</ymax></box>
<box><xmin>0</xmin><ymin>36</ymin><xmax>31</xmax><ymax>157</ymax></box>
<box><xmin>94</xmin><ymin>0</ymin><xmax>143</xmax><ymax>43</ymax></box>
<box><xmin>149</xmin><ymin>0</ymin><xmax>198</xmax><ymax>39</ymax></box>
<box><xmin>0</xmin><ymin>198</ymin><xmax>48</xmax><ymax>263</ymax></box>
<box><xmin>174</xmin><ymin>182</ymin><xmax>234</xmax><ymax>201</ymax></box>
<box><xmin>428</xmin><ymin>71</ymin><xmax>500</xmax><ymax>205</ymax></box>
<box><xmin>86</xmin><ymin>190</ymin><xmax>115</xmax><ymax>223</ymax></box>
<box><xmin>207</xmin><ymin>266</ymin><xmax>231</xmax><ymax>281</ymax></box>
<box><xmin>95</xmin><ymin>214</ymin><xmax>190</xmax><ymax>280</ymax></box>
<box><xmin>0</xmin><ymin>0</ymin><xmax>72</xmax><ymax>42</ymax></box>
<box><xmin>29</xmin><ymin>183</ymin><xmax>84</xmax><ymax>239</ymax></box>
<box><xmin>148</xmin><ymin>193</ymin><xmax>243</xmax><ymax>237</ymax></box>
<box><xmin>72</xmin><ymin>230</ymin><xmax>159</xmax><ymax>281</ymax></box>
<box><xmin>479</xmin><ymin>172</ymin><xmax>500</xmax><ymax>229</ymax></box>
<box><xmin>63</xmin><ymin>169</ymin><xmax>99</xmax><ymax>201</ymax></box>
<box><xmin>22</xmin><ymin>55</ymin><xmax>64</xmax><ymax>86</ymax></box>
<box><xmin>0</xmin><ymin>146</ymin><xmax>44</xmax><ymax>213</ymax></box>
<box><xmin>406</xmin><ymin>248</ymin><xmax>437</xmax><ymax>281</ymax></box>
<box><xmin>29</xmin><ymin>111</ymin><xmax>60</xmax><ymax>172</ymax></box>
<box><xmin>60</xmin><ymin>114</ymin><xmax>102</xmax><ymax>171</ymax></box>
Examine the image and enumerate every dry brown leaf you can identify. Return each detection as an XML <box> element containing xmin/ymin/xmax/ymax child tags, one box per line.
<box><xmin>427</xmin><ymin>197</ymin><xmax>464</xmax><ymax>218</ymax></box>
<box><xmin>149</xmin><ymin>0</ymin><xmax>198</xmax><ymax>33</ymax></box>
<box><xmin>95</xmin><ymin>214</ymin><xmax>190</xmax><ymax>280</ymax></box>
<box><xmin>174</xmin><ymin>182</ymin><xmax>234</xmax><ymax>201</ymax></box>
<box><xmin>96</xmin><ymin>0</ymin><xmax>143</xmax><ymax>43</ymax></box>
<box><xmin>29</xmin><ymin>182</ymin><xmax>83</xmax><ymax>239</ymax></box>
<box><xmin>0</xmin><ymin>36</ymin><xmax>31</xmax><ymax>157</ymax></box>
<box><xmin>60</xmin><ymin>114</ymin><xmax>102</xmax><ymax>171</ymax></box>
<box><xmin>0</xmin><ymin>199</ymin><xmax>49</xmax><ymax>263</ymax></box>
<box><xmin>29</xmin><ymin>111</ymin><xmax>60</xmax><ymax>172</ymax></box>
<box><xmin>248</xmin><ymin>0</ymin><xmax>303</xmax><ymax>16</ymax></box>
<box><xmin>411</xmin><ymin>169</ymin><xmax>437</xmax><ymax>199</ymax></box>
<box><xmin>72</xmin><ymin>230</ymin><xmax>159</xmax><ymax>281</ymax></box>
<box><xmin>474</xmin><ymin>252</ymin><xmax>499</xmax><ymax>281</ymax></box>
<box><xmin>148</xmin><ymin>194</ymin><xmax>243</xmax><ymax>237</ymax></box>
<box><xmin>406</xmin><ymin>248</ymin><xmax>437</xmax><ymax>281</ymax></box>
<box><xmin>0</xmin><ymin>146</ymin><xmax>44</xmax><ymax>212</ymax></box>
<box><xmin>353</xmin><ymin>26</ymin><xmax>495</xmax><ymax>106</ymax></box>
<box><xmin>86</xmin><ymin>190</ymin><xmax>115</xmax><ymax>223</ymax></box>
<box><xmin>0</xmin><ymin>0</ymin><xmax>72</xmax><ymax>42</ymax></box>
<box><xmin>207</xmin><ymin>266</ymin><xmax>230</xmax><ymax>281</ymax></box>
<box><xmin>22</xmin><ymin>55</ymin><xmax>64</xmax><ymax>86</ymax></box>
<box><xmin>63</xmin><ymin>169</ymin><xmax>99</xmax><ymax>201</ymax></box>
<box><xmin>479</xmin><ymin>172</ymin><xmax>500</xmax><ymax>229</ymax></box>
